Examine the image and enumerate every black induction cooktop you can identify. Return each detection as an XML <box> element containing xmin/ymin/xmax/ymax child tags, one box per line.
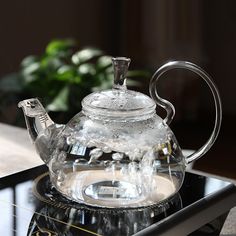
<box><xmin>0</xmin><ymin>165</ymin><xmax>235</xmax><ymax>236</ymax></box>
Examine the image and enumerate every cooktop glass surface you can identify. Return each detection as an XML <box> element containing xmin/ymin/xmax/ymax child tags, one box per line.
<box><xmin>0</xmin><ymin>165</ymin><xmax>231</xmax><ymax>236</ymax></box>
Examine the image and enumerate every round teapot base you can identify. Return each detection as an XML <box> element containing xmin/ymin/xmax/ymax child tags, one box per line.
<box><xmin>53</xmin><ymin>170</ymin><xmax>179</xmax><ymax>208</ymax></box>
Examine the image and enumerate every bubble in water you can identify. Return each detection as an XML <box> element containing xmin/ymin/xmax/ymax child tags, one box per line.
<box><xmin>57</xmin><ymin>137</ymin><xmax>65</xmax><ymax>149</ymax></box>
<box><xmin>73</xmin><ymin>158</ymin><xmax>87</xmax><ymax>171</ymax></box>
<box><xmin>134</xmin><ymin>148</ymin><xmax>143</xmax><ymax>160</ymax></box>
<box><xmin>87</xmin><ymin>140</ymin><xmax>96</xmax><ymax>148</ymax></box>
<box><xmin>112</xmin><ymin>133</ymin><xmax>119</xmax><ymax>139</ymax></box>
<box><xmin>103</xmin><ymin>160</ymin><xmax>110</xmax><ymax>167</ymax></box>
<box><xmin>57</xmin><ymin>170</ymin><xmax>65</xmax><ymax>182</ymax></box>
<box><xmin>126</xmin><ymin>152</ymin><xmax>134</xmax><ymax>161</ymax></box>
<box><xmin>77</xmin><ymin>136</ymin><xmax>87</xmax><ymax>146</ymax></box>
<box><xmin>88</xmin><ymin>148</ymin><xmax>103</xmax><ymax>163</ymax></box>
<box><xmin>58</xmin><ymin>151</ymin><xmax>67</xmax><ymax>162</ymax></box>
<box><xmin>127</xmin><ymin>148</ymin><xmax>143</xmax><ymax>161</ymax></box>
<box><xmin>120</xmin><ymin>165</ymin><xmax>128</xmax><ymax>175</ymax></box>
<box><xmin>141</xmin><ymin>165</ymin><xmax>154</xmax><ymax>176</ymax></box>
<box><xmin>141</xmin><ymin>150</ymin><xmax>154</xmax><ymax>166</ymax></box>
<box><xmin>66</xmin><ymin>136</ymin><xmax>76</xmax><ymax>145</ymax></box>
<box><xmin>52</xmin><ymin>149</ymin><xmax>60</xmax><ymax>158</ymax></box>
<box><xmin>102</xmin><ymin>146</ymin><xmax>112</xmax><ymax>153</ymax></box>
<box><xmin>105</xmin><ymin>160</ymin><xmax>121</xmax><ymax>173</ymax></box>
<box><xmin>102</xmin><ymin>120</ymin><xmax>109</xmax><ymax>125</ymax></box>
<box><xmin>112</xmin><ymin>152</ymin><xmax>123</xmax><ymax>161</ymax></box>
<box><xmin>128</xmin><ymin>162</ymin><xmax>139</xmax><ymax>174</ymax></box>
<box><xmin>105</xmin><ymin>162</ymin><xmax>114</xmax><ymax>172</ymax></box>
<box><xmin>89</xmin><ymin>148</ymin><xmax>103</xmax><ymax>158</ymax></box>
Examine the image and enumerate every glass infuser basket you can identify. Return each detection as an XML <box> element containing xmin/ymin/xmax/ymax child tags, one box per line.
<box><xmin>18</xmin><ymin>57</ymin><xmax>222</xmax><ymax>208</ymax></box>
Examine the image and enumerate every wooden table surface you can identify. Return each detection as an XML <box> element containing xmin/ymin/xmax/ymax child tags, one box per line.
<box><xmin>0</xmin><ymin>122</ymin><xmax>43</xmax><ymax>177</ymax></box>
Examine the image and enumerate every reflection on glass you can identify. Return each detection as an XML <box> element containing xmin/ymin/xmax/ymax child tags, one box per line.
<box><xmin>204</xmin><ymin>178</ymin><xmax>230</xmax><ymax>195</ymax></box>
<box><xmin>0</xmin><ymin>188</ymin><xmax>13</xmax><ymax>236</ymax></box>
<box><xmin>27</xmin><ymin>173</ymin><xmax>183</xmax><ymax>236</ymax></box>
<box><xmin>0</xmin><ymin>165</ymin><xmax>233</xmax><ymax>236</ymax></box>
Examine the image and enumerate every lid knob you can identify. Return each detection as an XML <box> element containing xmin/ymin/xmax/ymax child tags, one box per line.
<box><xmin>112</xmin><ymin>57</ymin><xmax>131</xmax><ymax>89</ymax></box>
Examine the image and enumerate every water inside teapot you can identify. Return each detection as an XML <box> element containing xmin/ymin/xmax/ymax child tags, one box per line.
<box><xmin>45</xmin><ymin>116</ymin><xmax>185</xmax><ymax>208</ymax></box>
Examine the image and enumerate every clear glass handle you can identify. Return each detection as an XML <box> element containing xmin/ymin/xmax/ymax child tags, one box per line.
<box><xmin>149</xmin><ymin>61</ymin><xmax>222</xmax><ymax>163</ymax></box>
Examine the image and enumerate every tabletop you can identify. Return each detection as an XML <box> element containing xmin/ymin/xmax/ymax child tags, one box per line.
<box><xmin>0</xmin><ymin>122</ymin><xmax>235</xmax><ymax>235</ymax></box>
<box><xmin>0</xmin><ymin>123</ymin><xmax>43</xmax><ymax>177</ymax></box>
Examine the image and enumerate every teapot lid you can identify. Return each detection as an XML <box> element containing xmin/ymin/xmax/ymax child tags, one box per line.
<box><xmin>82</xmin><ymin>57</ymin><xmax>156</xmax><ymax>119</ymax></box>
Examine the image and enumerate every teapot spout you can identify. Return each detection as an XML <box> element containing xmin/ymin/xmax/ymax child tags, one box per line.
<box><xmin>18</xmin><ymin>98</ymin><xmax>54</xmax><ymax>142</ymax></box>
<box><xmin>18</xmin><ymin>98</ymin><xmax>64</xmax><ymax>164</ymax></box>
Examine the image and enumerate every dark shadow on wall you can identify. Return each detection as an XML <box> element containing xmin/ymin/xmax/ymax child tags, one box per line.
<box><xmin>0</xmin><ymin>0</ymin><xmax>123</xmax><ymax>77</ymax></box>
<box><xmin>0</xmin><ymin>0</ymin><xmax>236</xmax><ymax>178</ymax></box>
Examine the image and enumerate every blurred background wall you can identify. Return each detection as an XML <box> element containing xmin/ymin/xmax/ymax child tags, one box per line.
<box><xmin>0</xmin><ymin>0</ymin><xmax>235</xmax><ymax>177</ymax></box>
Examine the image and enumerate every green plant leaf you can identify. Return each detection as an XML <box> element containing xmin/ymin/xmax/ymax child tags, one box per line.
<box><xmin>46</xmin><ymin>86</ymin><xmax>69</xmax><ymax>112</ymax></box>
<box><xmin>21</xmin><ymin>56</ymin><xmax>38</xmax><ymax>68</ymax></box>
<box><xmin>46</xmin><ymin>39</ymin><xmax>76</xmax><ymax>56</ymax></box>
<box><xmin>92</xmin><ymin>73</ymin><xmax>114</xmax><ymax>91</ymax></box>
<box><xmin>1</xmin><ymin>38</ymin><xmax>149</xmax><ymax>126</ymax></box>
<box><xmin>21</xmin><ymin>62</ymin><xmax>40</xmax><ymax>76</ymax></box>
<box><xmin>77</xmin><ymin>63</ymin><xmax>96</xmax><ymax>76</ymax></box>
<box><xmin>72</xmin><ymin>48</ymin><xmax>103</xmax><ymax>65</ymax></box>
<box><xmin>96</xmin><ymin>56</ymin><xmax>112</xmax><ymax>69</ymax></box>
<box><xmin>40</xmin><ymin>57</ymin><xmax>64</xmax><ymax>71</ymax></box>
<box><xmin>56</xmin><ymin>65</ymin><xmax>76</xmax><ymax>82</ymax></box>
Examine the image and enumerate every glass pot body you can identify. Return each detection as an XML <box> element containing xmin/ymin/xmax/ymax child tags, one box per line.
<box><xmin>47</xmin><ymin>111</ymin><xmax>185</xmax><ymax>208</ymax></box>
<box><xmin>19</xmin><ymin>58</ymin><xmax>222</xmax><ymax>209</ymax></box>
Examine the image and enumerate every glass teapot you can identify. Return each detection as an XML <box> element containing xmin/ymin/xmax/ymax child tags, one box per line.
<box><xmin>18</xmin><ymin>57</ymin><xmax>222</xmax><ymax>208</ymax></box>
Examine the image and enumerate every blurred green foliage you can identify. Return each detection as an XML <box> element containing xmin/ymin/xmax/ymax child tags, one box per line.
<box><xmin>0</xmin><ymin>39</ymin><xmax>150</xmax><ymax>125</ymax></box>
